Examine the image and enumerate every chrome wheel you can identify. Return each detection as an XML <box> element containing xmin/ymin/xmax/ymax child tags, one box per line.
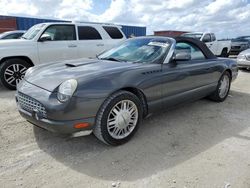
<box><xmin>4</xmin><ymin>64</ymin><xmax>27</xmax><ymax>87</ymax></box>
<box><xmin>219</xmin><ymin>74</ymin><xmax>230</xmax><ymax>98</ymax></box>
<box><xmin>107</xmin><ymin>100</ymin><xmax>138</xmax><ymax>139</ymax></box>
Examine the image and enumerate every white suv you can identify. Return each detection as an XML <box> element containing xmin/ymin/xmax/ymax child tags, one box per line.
<box><xmin>0</xmin><ymin>22</ymin><xmax>126</xmax><ymax>89</ymax></box>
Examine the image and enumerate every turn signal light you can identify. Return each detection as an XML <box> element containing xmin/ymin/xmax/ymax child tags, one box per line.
<box><xmin>74</xmin><ymin>123</ymin><xmax>90</xmax><ymax>129</ymax></box>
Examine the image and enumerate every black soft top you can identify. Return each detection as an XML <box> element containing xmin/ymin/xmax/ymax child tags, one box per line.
<box><xmin>175</xmin><ymin>36</ymin><xmax>217</xmax><ymax>59</ymax></box>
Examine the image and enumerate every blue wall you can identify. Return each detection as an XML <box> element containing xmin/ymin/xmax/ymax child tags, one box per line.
<box><xmin>16</xmin><ymin>17</ymin><xmax>68</xmax><ymax>30</ymax></box>
<box><xmin>121</xmin><ymin>25</ymin><xmax>146</xmax><ymax>37</ymax></box>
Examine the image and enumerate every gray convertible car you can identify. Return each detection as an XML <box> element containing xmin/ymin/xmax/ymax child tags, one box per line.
<box><xmin>16</xmin><ymin>36</ymin><xmax>238</xmax><ymax>145</ymax></box>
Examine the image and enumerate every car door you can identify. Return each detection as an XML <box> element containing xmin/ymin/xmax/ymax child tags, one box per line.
<box><xmin>208</xmin><ymin>33</ymin><xmax>219</xmax><ymax>55</ymax></box>
<box><xmin>76</xmin><ymin>26</ymin><xmax>106</xmax><ymax>58</ymax></box>
<box><xmin>37</xmin><ymin>24</ymin><xmax>78</xmax><ymax>64</ymax></box>
<box><xmin>202</xmin><ymin>34</ymin><xmax>215</xmax><ymax>53</ymax></box>
<box><xmin>161</xmin><ymin>42</ymin><xmax>218</xmax><ymax>108</ymax></box>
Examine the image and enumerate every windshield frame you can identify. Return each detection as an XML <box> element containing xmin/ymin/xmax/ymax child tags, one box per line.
<box><xmin>98</xmin><ymin>37</ymin><xmax>174</xmax><ymax>64</ymax></box>
<box><xmin>21</xmin><ymin>23</ymin><xmax>46</xmax><ymax>40</ymax></box>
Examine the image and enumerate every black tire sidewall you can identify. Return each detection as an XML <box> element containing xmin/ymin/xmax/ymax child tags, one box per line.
<box><xmin>221</xmin><ymin>49</ymin><xmax>228</xmax><ymax>57</ymax></box>
<box><xmin>0</xmin><ymin>59</ymin><xmax>30</xmax><ymax>90</ymax></box>
<box><xmin>99</xmin><ymin>91</ymin><xmax>143</xmax><ymax>145</ymax></box>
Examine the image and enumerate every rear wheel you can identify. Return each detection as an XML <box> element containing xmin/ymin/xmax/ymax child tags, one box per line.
<box><xmin>93</xmin><ymin>91</ymin><xmax>143</xmax><ymax>145</ymax></box>
<box><xmin>209</xmin><ymin>71</ymin><xmax>231</xmax><ymax>102</ymax></box>
<box><xmin>220</xmin><ymin>48</ymin><xmax>229</xmax><ymax>57</ymax></box>
<box><xmin>0</xmin><ymin>59</ymin><xmax>30</xmax><ymax>90</ymax></box>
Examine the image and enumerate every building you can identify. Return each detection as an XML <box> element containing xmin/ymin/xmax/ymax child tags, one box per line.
<box><xmin>154</xmin><ymin>30</ymin><xmax>189</xmax><ymax>37</ymax></box>
<box><xmin>0</xmin><ymin>15</ymin><xmax>146</xmax><ymax>38</ymax></box>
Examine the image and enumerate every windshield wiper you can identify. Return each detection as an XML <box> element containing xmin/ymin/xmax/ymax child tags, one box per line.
<box><xmin>100</xmin><ymin>57</ymin><xmax>123</xmax><ymax>62</ymax></box>
<box><xmin>21</xmin><ymin>36</ymin><xmax>27</xmax><ymax>39</ymax></box>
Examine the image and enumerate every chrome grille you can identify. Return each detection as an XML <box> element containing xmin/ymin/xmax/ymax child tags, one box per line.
<box><xmin>17</xmin><ymin>92</ymin><xmax>47</xmax><ymax>118</ymax></box>
<box><xmin>231</xmin><ymin>46</ymin><xmax>240</xmax><ymax>49</ymax></box>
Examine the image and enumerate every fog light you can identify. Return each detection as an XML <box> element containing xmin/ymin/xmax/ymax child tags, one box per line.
<box><xmin>74</xmin><ymin>123</ymin><xmax>90</xmax><ymax>129</ymax></box>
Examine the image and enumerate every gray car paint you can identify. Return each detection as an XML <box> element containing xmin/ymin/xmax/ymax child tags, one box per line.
<box><xmin>16</xmin><ymin>37</ymin><xmax>238</xmax><ymax>134</ymax></box>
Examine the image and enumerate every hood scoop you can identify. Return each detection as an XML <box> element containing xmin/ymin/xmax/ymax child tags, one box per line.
<box><xmin>65</xmin><ymin>60</ymin><xmax>99</xmax><ymax>67</ymax></box>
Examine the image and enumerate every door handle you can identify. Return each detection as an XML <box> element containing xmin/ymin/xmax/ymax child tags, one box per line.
<box><xmin>68</xmin><ymin>44</ymin><xmax>77</xmax><ymax>48</ymax></box>
<box><xmin>97</xmin><ymin>44</ymin><xmax>104</xmax><ymax>47</ymax></box>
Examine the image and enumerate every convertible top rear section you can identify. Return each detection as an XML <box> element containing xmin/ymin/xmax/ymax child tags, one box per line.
<box><xmin>175</xmin><ymin>36</ymin><xmax>217</xmax><ymax>59</ymax></box>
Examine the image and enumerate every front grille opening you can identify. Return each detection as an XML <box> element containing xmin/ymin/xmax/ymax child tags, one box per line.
<box><xmin>17</xmin><ymin>92</ymin><xmax>47</xmax><ymax>118</ymax></box>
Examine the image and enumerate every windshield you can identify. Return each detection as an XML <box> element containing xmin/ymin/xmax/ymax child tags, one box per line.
<box><xmin>182</xmin><ymin>33</ymin><xmax>203</xmax><ymax>40</ymax></box>
<box><xmin>22</xmin><ymin>24</ymin><xmax>45</xmax><ymax>40</ymax></box>
<box><xmin>98</xmin><ymin>38</ymin><xmax>170</xmax><ymax>63</ymax></box>
<box><xmin>235</xmin><ymin>36</ymin><xmax>250</xmax><ymax>41</ymax></box>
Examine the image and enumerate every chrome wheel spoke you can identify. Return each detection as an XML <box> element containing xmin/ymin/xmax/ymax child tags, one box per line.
<box><xmin>122</xmin><ymin>101</ymin><xmax>128</xmax><ymax>110</ymax></box>
<box><xmin>6</xmin><ymin>76</ymin><xmax>15</xmax><ymax>84</ymax></box>
<box><xmin>20</xmin><ymin>67</ymin><xmax>27</xmax><ymax>74</ymax></box>
<box><xmin>107</xmin><ymin>99</ymin><xmax>138</xmax><ymax>139</ymax></box>
<box><xmin>16</xmin><ymin>79</ymin><xmax>21</xmax><ymax>86</ymax></box>
<box><xmin>4</xmin><ymin>69</ymin><xmax>14</xmax><ymax>76</ymax></box>
<box><xmin>108</xmin><ymin>120</ymin><xmax>116</xmax><ymax>127</ymax></box>
<box><xmin>13</xmin><ymin>64</ymin><xmax>19</xmax><ymax>72</ymax></box>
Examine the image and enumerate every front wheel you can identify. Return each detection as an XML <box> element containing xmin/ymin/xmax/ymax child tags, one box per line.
<box><xmin>0</xmin><ymin>59</ymin><xmax>30</xmax><ymax>90</ymax></box>
<box><xmin>93</xmin><ymin>91</ymin><xmax>143</xmax><ymax>145</ymax></box>
<box><xmin>209</xmin><ymin>71</ymin><xmax>231</xmax><ymax>102</ymax></box>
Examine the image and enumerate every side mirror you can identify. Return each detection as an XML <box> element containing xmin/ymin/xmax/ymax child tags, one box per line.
<box><xmin>202</xmin><ymin>37</ymin><xmax>211</xmax><ymax>43</ymax></box>
<box><xmin>39</xmin><ymin>34</ymin><xmax>52</xmax><ymax>42</ymax></box>
<box><xmin>173</xmin><ymin>51</ymin><xmax>191</xmax><ymax>61</ymax></box>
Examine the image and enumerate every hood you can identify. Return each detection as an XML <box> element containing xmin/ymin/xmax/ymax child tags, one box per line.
<box><xmin>239</xmin><ymin>49</ymin><xmax>250</xmax><ymax>55</ymax></box>
<box><xmin>25</xmin><ymin>58</ymin><xmax>141</xmax><ymax>91</ymax></box>
<box><xmin>231</xmin><ymin>40</ymin><xmax>249</xmax><ymax>45</ymax></box>
<box><xmin>231</xmin><ymin>38</ymin><xmax>249</xmax><ymax>42</ymax></box>
<box><xmin>0</xmin><ymin>39</ymin><xmax>31</xmax><ymax>48</ymax></box>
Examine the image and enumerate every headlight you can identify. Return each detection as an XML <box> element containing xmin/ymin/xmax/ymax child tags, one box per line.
<box><xmin>237</xmin><ymin>54</ymin><xmax>246</xmax><ymax>60</ymax></box>
<box><xmin>24</xmin><ymin>67</ymin><xmax>34</xmax><ymax>78</ymax></box>
<box><xmin>246</xmin><ymin>55</ymin><xmax>250</xmax><ymax>60</ymax></box>
<box><xmin>57</xmin><ymin>79</ymin><xmax>78</xmax><ymax>102</ymax></box>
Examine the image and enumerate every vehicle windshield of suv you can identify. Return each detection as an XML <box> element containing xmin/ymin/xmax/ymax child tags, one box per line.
<box><xmin>22</xmin><ymin>24</ymin><xmax>45</xmax><ymax>40</ymax></box>
<box><xmin>182</xmin><ymin>33</ymin><xmax>203</xmax><ymax>40</ymax></box>
<box><xmin>98</xmin><ymin>38</ymin><xmax>170</xmax><ymax>63</ymax></box>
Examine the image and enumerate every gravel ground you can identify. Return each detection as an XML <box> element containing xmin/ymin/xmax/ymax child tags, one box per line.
<box><xmin>0</xmin><ymin>70</ymin><xmax>250</xmax><ymax>188</ymax></box>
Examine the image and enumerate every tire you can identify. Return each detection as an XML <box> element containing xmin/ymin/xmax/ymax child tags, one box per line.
<box><xmin>209</xmin><ymin>71</ymin><xmax>231</xmax><ymax>102</ymax></box>
<box><xmin>220</xmin><ymin>48</ymin><xmax>229</xmax><ymax>57</ymax></box>
<box><xmin>0</xmin><ymin>58</ymin><xmax>31</xmax><ymax>90</ymax></box>
<box><xmin>93</xmin><ymin>90</ymin><xmax>143</xmax><ymax>146</ymax></box>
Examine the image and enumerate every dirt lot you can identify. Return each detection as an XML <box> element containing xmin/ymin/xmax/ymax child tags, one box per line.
<box><xmin>0</xmin><ymin>70</ymin><xmax>250</xmax><ymax>188</ymax></box>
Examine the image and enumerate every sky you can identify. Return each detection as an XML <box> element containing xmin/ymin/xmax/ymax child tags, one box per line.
<box><xmin>0</xmin><ymin>0</ymin><xmax>250</xmax><ymax>38</ymax></box>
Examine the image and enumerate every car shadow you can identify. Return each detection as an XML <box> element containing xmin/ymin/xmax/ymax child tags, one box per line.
<box><xmin>33</xmin><ymin>90</ymin><xmax>250</xmax><ymax>181</ymax></box>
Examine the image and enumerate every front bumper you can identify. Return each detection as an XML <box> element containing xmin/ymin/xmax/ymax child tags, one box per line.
<box><xmin>16</xmin><ymin>80</ymin><xmax>96</xmax><ymax>134</ymax></box>
<box><xmin>18</xmin><ymin>105</ymin><xmax>95</xmax><ymax>134</ymax></box>
<box><xmin>237</xmin><ymin>59</ymin><xmax>250</xmax><ymax>69</ymax></box>
<box><xmin>230</xmin><ymin>48</ymin><xmax>242</xmax><ymax>55</ymax></box>
<box><xmin>230</xmin><ymin>45</ymin><xmax>249</xmax><ymax>55</ymax></box>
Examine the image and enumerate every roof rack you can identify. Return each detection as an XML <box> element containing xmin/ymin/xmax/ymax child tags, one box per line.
<box><xmin>71</xmin><ymin>21</ymin><xmax>116</xmax><ymax>25</ymax></box>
